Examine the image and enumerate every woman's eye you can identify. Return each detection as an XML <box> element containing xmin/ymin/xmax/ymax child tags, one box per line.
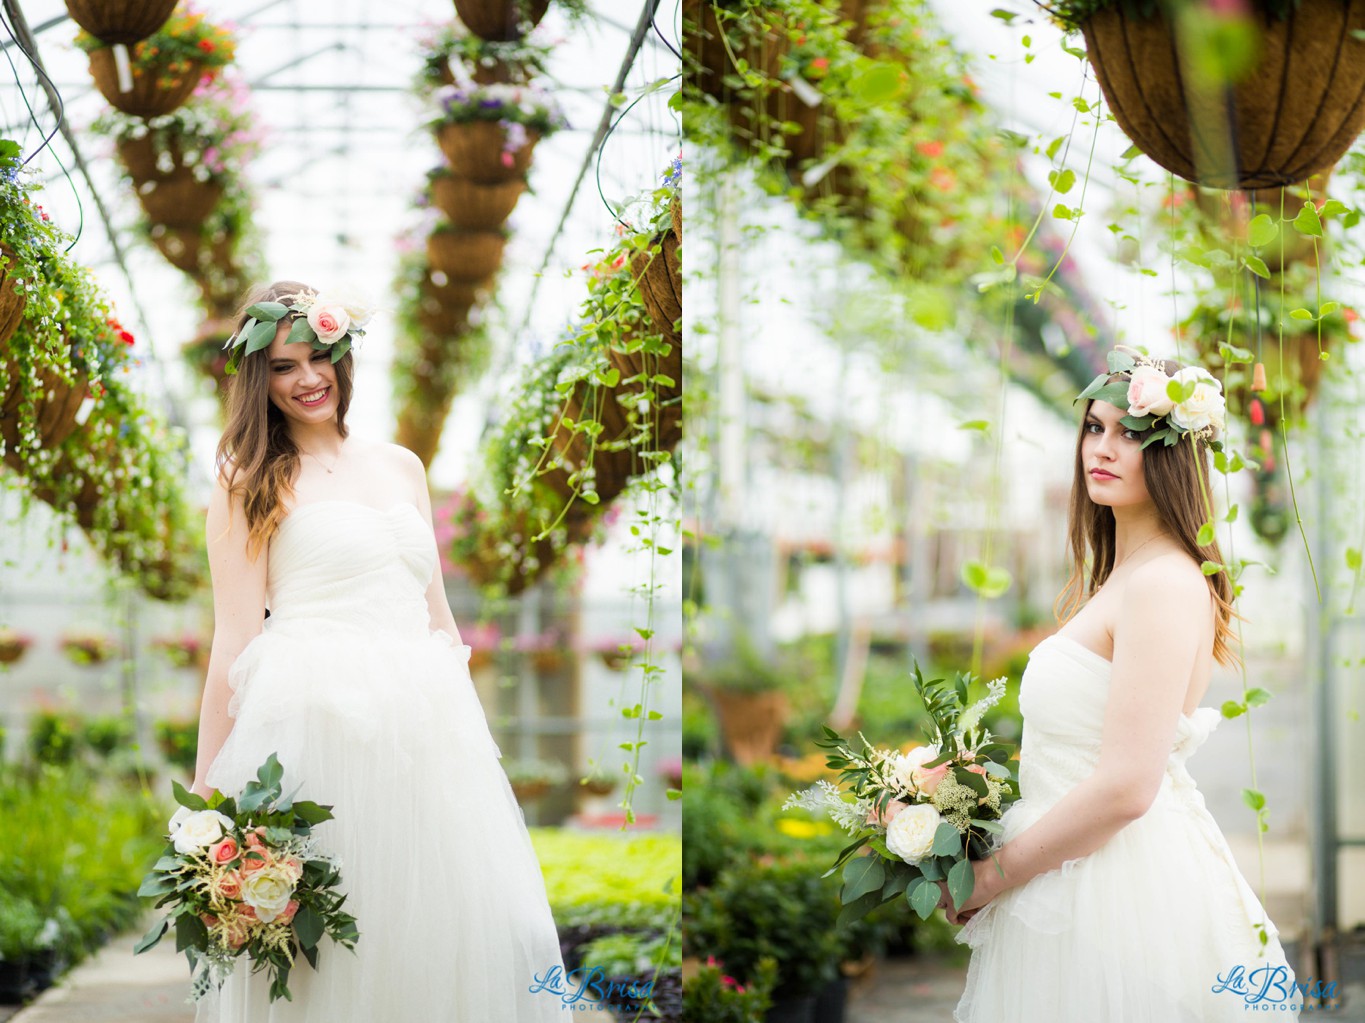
<box><xmin>1123</xmin><ymin>429</ymin><xmax>1141</xmax><ymax>441</ymax></box>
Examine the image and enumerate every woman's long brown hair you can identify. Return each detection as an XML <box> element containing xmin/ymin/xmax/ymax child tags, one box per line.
<box><xmin>213</xmin><ymin>280</ymin><xmax>355</xmax><ymax>560</ymax></box>
<box><xmin>1054</xmin><ymin>363</ymin><xmax>1239</xmax><ymax>666</ymax></box>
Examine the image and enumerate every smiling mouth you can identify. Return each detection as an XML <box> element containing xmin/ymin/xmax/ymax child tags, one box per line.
<box><xmin>294</xmin><ymin>387</ymin><xmax>330</xmax><ymax>407</ymax></box>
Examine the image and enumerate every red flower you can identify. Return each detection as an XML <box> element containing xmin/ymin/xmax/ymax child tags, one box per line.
<box><xmin>199</xmin><ymin>39</ymin><xmax>215</xmax><ymax>52</ymax></box>
<box><xmin>809</xmin><ymin>56</ymin><xmax>829</xmax><ymax>73</ymax></box>
<box><xmin>119</xmin><ymin>330</ymin><xmax>135</xmax><ymax>346</ymax></box>
<box><xmin>916</xmin><ymin>140</ymin><xmax>944</xmax><ymax>159</ymax></box>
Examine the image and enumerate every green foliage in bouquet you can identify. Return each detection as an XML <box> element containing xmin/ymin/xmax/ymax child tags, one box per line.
<box><xmin>786</xmin><ymin>661</ymin><xmax>1020</xmax><ymax>925</ymax></box>
<box><xmin>134</xmin><ymin>754</ymin><xmax>359</xmax><ymax>1003</ymax></box>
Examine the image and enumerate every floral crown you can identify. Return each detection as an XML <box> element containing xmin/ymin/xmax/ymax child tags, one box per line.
<box><xmin>223</xmin><ymin>287</ymin><xmax>374</xmax><ymax>376</ymax></box>
<box><xmin>1075</xmin><ymin>347</ymin><xmax>1227</xmax><ymax>448</ymax></box>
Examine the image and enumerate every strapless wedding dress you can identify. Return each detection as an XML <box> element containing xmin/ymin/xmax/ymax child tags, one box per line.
<box><xmin>954</xmin><ymin>633</ymin><xmax>1300</xmax><ymax>1021</ymax></box>
<box><xmin>196</xmin><ymin>500</ymin><xmax>565</xmax><ymax>1022</ymax></box>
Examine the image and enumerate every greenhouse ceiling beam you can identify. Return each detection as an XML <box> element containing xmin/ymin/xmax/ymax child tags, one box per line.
<box><xmin>0</xmin><ymin>0</ymin><xmax>186</xmax><ymax>430</ymax></box>
<box><xmin>0</xmin><ymin>10</ymin><xmax>63</xmax><ymax>52</ymax></box>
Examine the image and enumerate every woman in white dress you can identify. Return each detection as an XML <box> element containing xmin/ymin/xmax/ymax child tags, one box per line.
<box><xmin>943</xmin><ymin>354</ymin><xmax>1302</xmax><ymax>1020</ymax></box>
<box><xmin>184</xmin><ymin>280</ymin><xmax>567</xmax><ymax>1021</ymax></box>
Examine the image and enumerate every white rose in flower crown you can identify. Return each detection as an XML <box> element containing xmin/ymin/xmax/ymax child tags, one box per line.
<box><xmin>306</xmin><ymin>302</ymin><xmax>351</xmax><ymax>344</ymax></box>
<box><xmin>240</xmin><ymin>866</ymin><xmax>296</xmax><ymax>924</ymax></box>
<box><xmin>171</xmin><ymin>809</ymin><xmax>236</xmax><ymax>854</ymax></box>
<box><xmin>1126</xmin><ymin>364</ymin><xmax>1175</xmax><ymax>418</ymax></box>
<box><xmin>884</xmin><ymin>802</ymin><xmax>945</xmax><ymax>864</ymax></box>
<box><xmin>1168</xmin><ymin>366</ymin><xmax>1226</xmax><ymax>435</ymax></box>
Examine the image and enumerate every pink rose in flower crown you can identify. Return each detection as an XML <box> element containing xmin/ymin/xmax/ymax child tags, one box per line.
<box><xmin>209</xmin><ymin>835</ymin><xmax>238</xmax><ymax>865</ymax></box>
<box><xmin>307</xmin><ymin>303</ymin><xmax>351</xmax><ymax>344</ymax></box>
<box><xmin>1126</xmin><ymin>364</ymin><xmax>1175</xmax><ymax>418</ymax></box>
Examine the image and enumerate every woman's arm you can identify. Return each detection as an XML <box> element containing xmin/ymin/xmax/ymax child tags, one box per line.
<box><xmin>189</xmin><ymin>469</ymin><xmax>268</xmax><ymax>800</ymax></box>
<box><xmin>951</xmin><ymin>556</ymin><xmax>1211</xmax><ymax>917</ymax></box>
<box><xmin>393</xmin><ymin>444</ymin><xmax>464</xmax><ymax>645</ymax></box>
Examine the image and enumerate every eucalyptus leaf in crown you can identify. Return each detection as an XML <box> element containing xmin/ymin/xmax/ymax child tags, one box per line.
<box><xmin>223</xmin><ymin>288</ymin><xmax>375</xmax><ymax>376</ymax></box>
<box><xmin>1075</xmin><ymin>347</ymin><xmax>1228</xmax><ymax>450</ymax></box>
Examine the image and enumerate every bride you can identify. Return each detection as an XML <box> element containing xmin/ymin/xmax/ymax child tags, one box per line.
<box><xmin>183</xmin><ymin>280</ymin><xmax>567</xmax><ymax>1021</ymax></box>
<box><xmin>943</xmin><ymin>352</ymin><xmax>1301</xmax><ymax>1020</ymax></box>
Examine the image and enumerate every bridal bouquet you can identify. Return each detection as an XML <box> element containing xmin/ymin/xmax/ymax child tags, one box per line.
<box><xmin>784</xmin><ymin>664</ymin><xmax>1019</xmax><ymax>923</ymax></box>
<box><xmin>134</xmin><ymin>754</ymin><xmax>360</xmax><ymax>1002</ymax></box>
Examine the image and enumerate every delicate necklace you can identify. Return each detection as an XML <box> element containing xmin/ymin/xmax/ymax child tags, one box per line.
<box><xmin>1120</xmin><ymin>533</ymin><xmax>1163</xmax><ymax>566</ymax></box>
<box><xmin>302</xmin><ymin>448</ymin><xmax>341</xmax><ymax>474</ymax></box>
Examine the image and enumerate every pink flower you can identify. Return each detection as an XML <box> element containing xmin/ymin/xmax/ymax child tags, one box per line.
<box><xmin>866</xmin><ymin>799</ymin><xmax>909</xmax><ymax>827</ymax></box>
<box><xmin>307</xmin><ymin>303</ymin><xmax>351</xmax><ymax>343</ymax></box>
<box><xmin>217</xmin><ymin>871</ymin><xmax>242</xmax><ymax>900</ymax></box>
<box><xmin>1126</xmin><ymin>364</ymin><xmax>1175</xmax><ymax>417</ymax></box>
<box><xmin>209</xmin><ymin>836</ymin><xmax>238</xmax><ymax>864</ymax></box>
<box><xmin>279</xmin><ymin>900</ymin><xmax>300</xmax><ymax>924</ymax></box>
<box><xmin>912</xmin><ymin>762</ymin><xmax>951</xmax><ymax>796</ymax></box>
<box><xmin>966</xmin><ymin>764</ymin><xmax>987</xmax><ymax>776</ymax></box>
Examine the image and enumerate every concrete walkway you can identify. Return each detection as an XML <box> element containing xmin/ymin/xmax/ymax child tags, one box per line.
<box><xmin>9</xmin><ymin>933</ymin><xmax>191</xmax><ymax>1023</ymax></box>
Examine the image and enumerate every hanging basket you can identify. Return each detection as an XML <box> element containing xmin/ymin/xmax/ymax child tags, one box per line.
<box><xmin>418</xmin><ymin>302</ymin><xmax>472</xmax><ymax>338</ymax></box>
<box><xmin>424</xmin><ymin>273</ymin><xmax>493</xmax><ymax>312</ymax></box>
<box><xmin>436</xmin><ymin>121</ymin><xmax>540</xmax><ymax>184</ymax></box>
<box><xmin>136</xmin><ymin>171</ymin><xmax>224</xmax><ymax>229</ymax></box>
<box><xmin>88</xmin><ymin>47</ymin><xmax>205</xmax><ymax>118</ymax></box>
<box><xmin>116</xmin><ymin>134</ymin><xmax>186</xmax><ymax>183</ymax></box>
<box><xmin>630</xmin><ymin>232</ymin><xmax>681</xmax><ymax>347</ymax></box>
<box><xmin>452</xmin><ymin>0</ymin><xmax>550</xmax><ymax>42</ymax></box>
<box><xmin>65</xmin><ymin>0</ymin><xmax>178</xmax><ymax>45</ymax></box>
<box><xmin>470</xmin><ymin>57</ymin><xmax>523</xmax><ymax>85</ymax></box>
<box><xmin>427</xmin><ymin>230</ymin><xmax>507</xmax><ymax>282</ymax></box>
<box><xmin>0</xmin><ymin>245</ymin><xmax>27</xmax><ymax>347</ymax></box>
<box><xmin>0</xmin><ymin>361</ymin><xmax>91</xmax><ymax>473</ymax></box>
<box><xmin>1079</xmin><ymin>0</ymin><xmax>1365</xmax><ymax>189</ymax></box>
<box><xmin>1191</xmin><ymin>169</ymin><xmax>1331</xmax><ymax>274</ymax></box>
<box><xmin>430</xmin><ymin>173</ymin><xmax>527</xmax><ymax>232</ymax></box>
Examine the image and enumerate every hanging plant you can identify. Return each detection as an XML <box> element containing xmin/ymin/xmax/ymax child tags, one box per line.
<box><xmin>76</xmin><ymin>5</ymin><xmax>237</xmax><ymax>119</ymax></box>
<box><xmin>427</xmin><ymin>223</ymin><xmax>508</xmax><ymax>282</ymax></box>
<box><xmin>0</xmin><ymin>627</ymin><xmax>34</xmax><ymax>665</ymax></box>
<box><xmin>59</xmin><ymin>627</ymin><xmax>119</xmax><ymax>666</ymax></box>
<box><xmin>503</xmin><ymin>757</ymin><xmax>569</xmax><ymax>802</ymax></box>
<box><xmin>427</xmin><ymin>165</ymin><xmax>527</xmax><ymax>232</ymax></box>
<box><xmin>428</xmin><ymin>82</ymin><xmax>566</xmax><ymax>183</ymax></box>
<box><xmin>416</xmin><ymin>19</ymin><xmax>551</xmax><ymax>90</ymax></box>
<box><xmin>181</xmin><ymin>318</ymin><xmax>233</xmax><ymax>396</ymax></box>
<box><xmin>150</xmin><ymin>631</ymin><xmax>207</xmax><ymax>669</ymax></box>
<box><xmin>0</xmin><ymin>244</ymin><xmax>26</xmax><ymax>345</ymax></box>
<box><xmin>1051</xmin><ymin>0</ymin><xmax>1365</xmax><ymax>189</ymax></box>
<box><xmin>452</xmin><ymin>0</ymin><xmax>552</xmax><ymax>43</ymax></box>
<box><xmin>64</xmin><ymin>0</ymin><xmax>178</xmax><ymax>46</ymax></box>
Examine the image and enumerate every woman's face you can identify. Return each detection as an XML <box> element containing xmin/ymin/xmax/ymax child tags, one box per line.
<box><xmin>1080</xmin><ymin>398</ymin><xmax>1152</xmax><ymax>510</ymax></box>
<box><xmin>265</xmin><ymin>318</ymin><xmax>339</xmax><ymax>424</ymax></box>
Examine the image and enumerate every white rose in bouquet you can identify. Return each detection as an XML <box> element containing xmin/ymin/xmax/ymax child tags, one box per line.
<box><xmin>885</xmin><ymin>802</ymin><xmax>945</xmax><ymax>864</ymax></box>
<box><xmin>241</xmin><ymin>866</ymin><xmax>297</xmax><ymax>924</ymax></box>
<box><xmin>171</xmin><ymin>809</ymin><xmax>236</xmax><ymax>854</ymax></box>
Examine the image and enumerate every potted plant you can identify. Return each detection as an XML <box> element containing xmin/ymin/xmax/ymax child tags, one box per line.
<box><xmin>1053</xmin><ymin>0</ymin><xmax>1365</xmax><ymax>189</ymax></box>
<box><xmin>427</xmin><ymin>165</ymin><xmax>528</xmax><ymax>233</ymax></box>
<box><xmin>513</xmin><ymin>630</ymin><xmax>569</xmax><ymax>672</ymax></box>
<box><xmin>685</xmin><ymin>859</ymin><xmax>842</xmax><ymax>1023</ymax></box>
<box><xmin>58</xmin><ymin>627</ymin><xmax>118</xmax><ymax>667</ymax></box>
<box><xmin>452</xmin><ymin>0</ymin><xmax>552</xmax><ymax>43</ymax></box>
<box><xmin>75</xmin><ymin>4</ymin><xmax>236</xmax><ymax>119</ymax></box>
<box><xmin>64</xmin><ymin>0</ymin><xmax>178</xmax><ymax>46</ymax></box>
<box><xmin>416</xmin><ymin>19</ymin><xmax>551</xmax><ymax>89</ymax></box>
<box><xmin>503</xmin><ymin>757</ymin><xmax>569</xmax><ymax>802</ymax></box>
<box><xmin>0</xmin><ymin>626</ymin><xmax>34</xmax><ymax>665</ymax></box>
<box><xmin>427</xmin><ymin>222</ymin><xmax>508</xmax><ymax>282</ymax></box>
<box><xmin>0</xmin><ymin>890</ymin><xmax>44</xmax><ymax>1003</ymax></box>
<box><xmin>578</xmin><ymin>765</ymin><xmax>618</xmax><ymax>796</ymax></box>
<box><xmin>682</xmin><ymin>954</ymin><xmax>778</xmax><ymax>1023</ymax></box>
<box><xmin>657</xmin><ymin>756</ymin><xmax>684</xmax><ymax>791</ymax></box>
<box><xmin>589</xmin><ymin>635</ymin><xmax>646</xmax><ymax>671</ymax></box>
<box><xmin>150</xmin><ymin>630</ymin><xmax>207</xmax><ymax>669</ymax></box>
<box><xmin>81</xmin><ymin>715</ymin><xmax>132</xmax><ymax>759</ymax></box>
<box><xmin>27</xmin><ymin>710</ymin><xmax>83</xmax><ymax>766</ymax></box>
<box><xmin>427</xmin><ymin>82</ymin><xmax>566</xmax><ymax>184</ymax></box>
<box><xmin>153</xmin><ymin>717</ymin><xmax>199</xmax><ymax>774</ymax></box>
<box><xmin>0</xmin><ymin>243</ymin><xmax>24</xmax><ymax>346</ymax></box>
<box><xmin>695</xmin><ymin>640</ymin><xmax>793</xmax><ymax>766</ymax></box>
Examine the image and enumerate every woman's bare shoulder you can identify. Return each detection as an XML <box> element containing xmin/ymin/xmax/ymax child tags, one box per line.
<box><xmin>1123</xmin><ymin>551</ymin><xmax>1210</xmax><ymax>613</ymax></box>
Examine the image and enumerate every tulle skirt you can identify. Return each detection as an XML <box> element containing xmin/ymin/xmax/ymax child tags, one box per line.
<box><xmin>196</xmin><ymin>623</ymin><xmax>566</xmax><ymax>1022</ymax></box>
<box><xmin>954</xmin><ymin>788</ymin><xmax>1301</xmax><ymax>1021</ymax></box>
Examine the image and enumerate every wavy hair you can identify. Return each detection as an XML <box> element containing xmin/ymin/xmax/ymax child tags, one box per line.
<box><xmin>1054</xmin><ymin>359</ymin><xmax>1238</xmax><ymax>666</ymax></box>
<box><xmin>213</xmin><ymin>280</ymin><xmax>355</xmax><ymax>560</ymax></box>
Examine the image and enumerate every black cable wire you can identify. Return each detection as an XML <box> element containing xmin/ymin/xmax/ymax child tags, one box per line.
<box><xmin>0</xmin><ymin>6</ymin><xmax>83</xmax><ymax>249</ymax></box>
<box><xmin>651</xmin><ymin>0</ymin><xmax>681</xmax><ymax>61</ymax></box>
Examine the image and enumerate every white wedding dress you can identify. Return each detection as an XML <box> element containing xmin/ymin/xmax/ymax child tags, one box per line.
<box><xmin>955</xmin><ymin>633</ymin><xmax>1301</xmax><ymax>1021</ymax></box>
<box><xmin>197</xmin><ymin>499</ymin><xmax>566</xmax><ymax>1022</ymax></box>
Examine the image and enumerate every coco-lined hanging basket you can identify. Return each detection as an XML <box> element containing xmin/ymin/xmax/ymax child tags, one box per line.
<box><xmin>88</xmin><ymin>48</ymin><xmax>205</xmax><ymax>118</ymax></box>
<box><xmin>424</xmin><ymin>272</ymin><xmax>493</xmax><ymax>312</ymax></box>
<box><xmin>116</xmin><ymin>134</ymin><xmax>184</xmax><ymax>183</ymax></box>
<box><xmin>630</xmin><ymin>231</ymin><xmax>681</xmax><ymax>347</ymax></box>
<box><xmin>135</xmin><ymin>171</ymin><xmax>224</xmax><ymax>229</ymax></box>
<box><xmin>436</xmin><ymin>121</ymin><xmax>540</xmax><ymax>184</ymax></box>
<box><xmin>427</xmin><ymin>229</ymin><xmax>507</xmax><ymax>283</ymax></box>
<box><xmin>65</xmin><ymin>0</ymin><xmax>177</xmax><ymax>46</ymax></box>
<box><xmin>431</xmin><ymin>173</ymin><xmax>527</xmax><ymax>232</ymax></box>
<box><xmin>0</xmin><ymin>245</ymin><xmax>26</xmax><ymax>346</ymax></box>
<box><xmin>1079</xmin><ymin>0</ymin><xmax>1365</xmax><ymax>189</ymax></box>
<box><xmin>0</xmin><ymin>360</ymin><xmax>90</xmax><ymax>473</ymax></box>
<box><xmin>452</xmin><ymin>0</ymin><xmax>550</xmax><ymax>42</ymax></box>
